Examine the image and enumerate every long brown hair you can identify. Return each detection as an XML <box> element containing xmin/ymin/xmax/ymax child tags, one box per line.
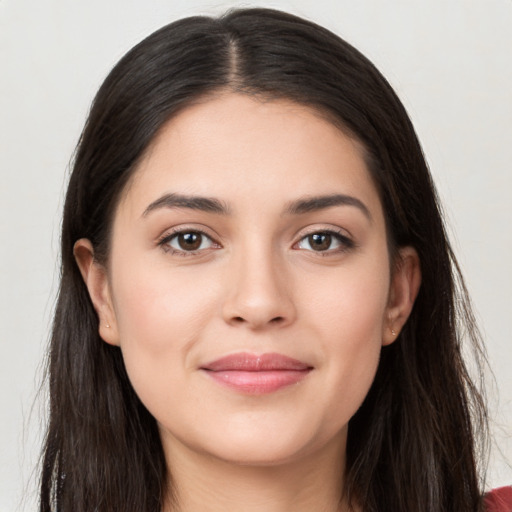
<box><xmin>40</xmin><ymin>8</ymin><xmax>488</xmax><ymax>511</ymax></box>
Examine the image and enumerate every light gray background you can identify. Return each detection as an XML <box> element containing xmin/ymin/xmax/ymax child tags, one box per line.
<box><xmin>1</xmin><ymin>0</ymin><xmax>511</xmax><ymax>510</ymax></box>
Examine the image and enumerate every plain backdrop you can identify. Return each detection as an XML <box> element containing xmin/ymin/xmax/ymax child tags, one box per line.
<box><xmin>1</xmin><ymin>0</ymin><xmax>511</xmax><ymax>510</ymax></box>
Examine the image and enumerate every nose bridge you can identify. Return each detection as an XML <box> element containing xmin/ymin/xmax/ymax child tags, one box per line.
<box><xmin>223</xmin><ymin>236</ymin><xmax>295</xmax><ymax>329</ymax></box>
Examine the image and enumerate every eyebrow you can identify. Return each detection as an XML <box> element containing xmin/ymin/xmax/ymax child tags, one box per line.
<box><xmin>284</xmin><ymin>194</ymin><xmax>372</xmax><ymax>220</ymax></box>
<box><xmin>142</xmin><ymin>193</ymin><xmax>230</xmax><ymax>217</ymax></box>
<box><xmin>142</xmin><ymin>192</ymin><xmax>371</xmax><ymax>221</ymax></box>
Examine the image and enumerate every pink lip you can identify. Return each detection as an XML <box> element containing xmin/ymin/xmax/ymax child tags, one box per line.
<box><xmin>200</xmin><ymin>352</ymin><xmax>313</xmax><ymax>394</ymax></box>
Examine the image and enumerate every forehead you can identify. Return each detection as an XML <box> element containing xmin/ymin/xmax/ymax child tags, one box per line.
<box><xmin>117</xmin><ymin>93</ymin><xmax>383</xmax><ymax>220</ymax></box>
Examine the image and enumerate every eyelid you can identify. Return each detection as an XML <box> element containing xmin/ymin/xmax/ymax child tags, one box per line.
<box><xmin>156</xmin><ymin>224</ymin><xmax>355</xmax><ymax>256</ymax></box>
<box><xmin>157</xmin><ymin>225</ymin><xmax>222</xmax><ymax>255</ymax></box>
<box><xmin>292</xmin><ymin>226</ymin><xmax>356</xmax><ymax>253</ymax></box>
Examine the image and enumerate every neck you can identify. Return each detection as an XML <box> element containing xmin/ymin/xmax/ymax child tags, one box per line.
<box><xmin>161</xmin><ymin>435</ymin><xmax>351</xmax><ymax>512</ymax></box>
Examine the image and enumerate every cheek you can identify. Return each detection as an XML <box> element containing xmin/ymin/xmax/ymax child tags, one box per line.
<box><xmin>299</xmin><ymin>258</ymin><xmax>389</xmax><ymax>420</ymax></box>
<box><xmin>303</xmin><ymin>256</ymin><xmax>390</xmax><ymax>344</ymax></box>
<box><xmin>112</xmin><ymin>263</ymin><xmax>216</xmax><ymax>349</ymax></box>
<box><xmin>109</xmin><ymin>262</ymin><xmax>218</xmax><ymax>402</ymax></box>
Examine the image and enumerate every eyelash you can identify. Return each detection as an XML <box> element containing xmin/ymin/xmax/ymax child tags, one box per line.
<box><xmin>157</xmin><ymin>228</ymin><xmax>355</xmax><ymax>256</ymax></box>
<box><xmin>294</xmin><ymin>228</ymin><xmax>355</xmax><ymax>255</ymax></box>
<box><xmin>157</xmin><ymin>228</ymin><xmax>219</xmax><ymax>256</ymax></box>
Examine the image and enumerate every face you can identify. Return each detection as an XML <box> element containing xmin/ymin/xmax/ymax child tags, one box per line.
<box><xmin>77</xmin><ymin>93</ymin><xmax>419</xmax><ymax>468</ymax></box>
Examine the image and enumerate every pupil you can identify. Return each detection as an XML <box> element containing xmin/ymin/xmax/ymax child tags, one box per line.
<box><xmin>179</xmin><ymin>232</ymin><xmax>201</xmax><ymax>250</ymax></box>
<box><xmin>309</xmin><ymin>233</ymin><xmax>331</xmax><ymax>251</ymax></box>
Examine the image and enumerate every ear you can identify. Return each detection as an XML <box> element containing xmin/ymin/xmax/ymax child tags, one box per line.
<box><xmin>382</xmin><ymin>246</ymin><xmax>421</xmax><ymax>346</ymax></box>
<box><xmin>73</xmin><ymin>239</ymin><xmax>120</xmax><ymax>346</ymax></box>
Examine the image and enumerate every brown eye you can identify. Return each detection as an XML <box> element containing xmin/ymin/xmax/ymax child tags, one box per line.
<box><xmin>307</xmin><ymin>233</ymin><xmax>332</xmax><ymax>251</ymax></box>
<box><xmin>164</xmin><ymin>231</ymin><xmax>215</xmax><ymax>253</ymax></box>
<box><xmin>177</xmin><ymin>232</ymin><xmax>202</xmax><ymax>250</ymax></box>
<box><xmin>296</xmin><ymin>231</ymin><xmax>352</xmax><ymax>253</ymax></box>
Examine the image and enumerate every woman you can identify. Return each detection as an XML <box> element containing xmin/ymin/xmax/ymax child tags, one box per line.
<box><xmin>39</xmin><ymin>7</ymin><xmax>507</xmax><ymax>512</ymax></box>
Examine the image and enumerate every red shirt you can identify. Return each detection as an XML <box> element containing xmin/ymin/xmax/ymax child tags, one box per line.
<box><xmin>484</xmin><ymin>487</ymin><xmax>512</xmax><ymax>511</ymax></box>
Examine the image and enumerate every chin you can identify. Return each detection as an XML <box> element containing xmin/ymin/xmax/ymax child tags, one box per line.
<box><xmin>181</xmin><ymin>417</ymin><xmax>344</xmax><ymax>468</ymax></box>
<box><xmin>208</xmin><ymin>440</ymin><xmax>305</xmax><ymax>467</ymax></box>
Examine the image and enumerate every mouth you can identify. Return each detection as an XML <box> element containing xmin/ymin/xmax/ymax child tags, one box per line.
<box><xmin>200</xmin><ymin>352</ymin><xmax>313</xmax><ymax>394</ymax></box>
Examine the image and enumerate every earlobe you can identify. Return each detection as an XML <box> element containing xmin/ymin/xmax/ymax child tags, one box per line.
<box><xmin>73</xmin><ymin>239</ymin><xmax>120</xmax><ymax>346</ymax></box>
<box><xmin>382</xmin><ymin>246</ymin><xmax>422</xmax><ymax>346</ymax></box>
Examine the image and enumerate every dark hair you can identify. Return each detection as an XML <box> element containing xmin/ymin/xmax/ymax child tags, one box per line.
<box><xmin>40</xmin><ymin>7</ymin><xmax>488</xmax><ymax>512</ymax></box>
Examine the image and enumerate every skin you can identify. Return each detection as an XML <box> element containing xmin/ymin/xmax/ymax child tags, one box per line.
<box><xmin>75</xmin><ymin>93</ymin><xmax>421</xmax><ymax>512</ymax></box>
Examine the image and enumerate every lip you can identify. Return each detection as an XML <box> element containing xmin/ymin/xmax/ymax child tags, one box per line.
<box><xmin>200</xmin><ymin>352</ymin><xmax>313</xmax><ymax>394</ymax></box>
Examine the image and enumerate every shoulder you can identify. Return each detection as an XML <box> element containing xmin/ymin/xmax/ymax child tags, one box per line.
<box><xmin>484</xmin><ymin>486</ymin><xmax>512</xmax><ymax>512</ymax></box>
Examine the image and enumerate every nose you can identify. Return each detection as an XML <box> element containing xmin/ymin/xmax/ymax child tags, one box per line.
<box><xmin>222</xmin><ymin>249</ymin><xmax>296</xmax><ymax>330</ymax></box>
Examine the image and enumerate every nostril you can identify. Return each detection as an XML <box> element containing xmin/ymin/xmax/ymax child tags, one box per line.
<box><xmin>231</xmin><ymin>315</ymin><xmax>285</xmax><ymax>325</ymax></box>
